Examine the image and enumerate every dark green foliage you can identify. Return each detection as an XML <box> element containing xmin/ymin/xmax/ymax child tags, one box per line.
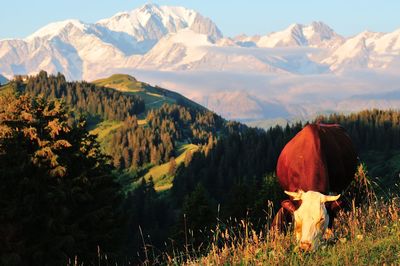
<box><xmin>168</xmin><ymin>110</ymin><xmax>400</xmax><ymax>250</ymax></box>
<box><xmin>0</xmin><ymin>94</ymin><xmax>122</xmax><ymax>265</ymax></box>
<box><xmin>172</xmin><ymin>125</ymin><xmax>302</xmax><ymax>208</ymax></box>
<box><xmin>16</xmin><ymin>71</ymin><xmax>145</xmax><ymax>121</ymax></box>
<box><xmin>108</xmin><ymin>104</ymin><xmax>229</xmax><ymax>170</ymax></box>
<box><xmin>317</xmin><ymin>109</ymin><xmax>400</xmax><ymax>152</ymax></box>
<box><xmin>122</xmin><ymin>178</ymin><xmax>174</xmax><ymax>262</ymax></box>
<box><xmin>179</xmin><ymin>184</ymin><xmax>216</xmax><ymax>248</ymax></box>
<box><xmin>169</xmin><ymin>125</ymin><xmax>302</xmax><ymax>248</ymax></box>
<box><xmin>317</xmin><ymin>110</ymin><xmax>400</xmax><ymax>189</ymax></box>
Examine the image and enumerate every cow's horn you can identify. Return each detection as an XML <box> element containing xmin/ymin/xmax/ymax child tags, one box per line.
<box><xmin>322</xmin><ymin>194</ymin><xmax>341</xmax><ymax>203</ymax></box>
<box><xmin>284</xmin><ymin>190</ymin><xmax>303</xmax><ymax>200</ymax></box>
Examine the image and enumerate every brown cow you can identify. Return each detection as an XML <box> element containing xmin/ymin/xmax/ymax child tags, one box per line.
<box><xmin>273</xmin><ymin>123</ymin><xmax>357</xmax><ymax>251</ymax></box>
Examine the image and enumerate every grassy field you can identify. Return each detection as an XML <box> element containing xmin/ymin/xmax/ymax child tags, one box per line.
<box><xmin>89</xmin><ymin>120</ymin><xmax>123</xmax><ymax>143</ymax></box>
<box><xmin>93</xmin><ymin>74</ymin><xmax>205</xmax><ymax>112</ymax></box>
<box><xmin>136</xmin><ymin>90</ymin><xmax>176</xmax><ymax>110</ymax></box>
<box><xmin>144</xmin><ymin>144</ymin><xmax>199</xmax><ymax>191</ymax></box>
<box><xmin>93</xmin><ymin>74</ymin><xmax>176</xmax><ymax>109</ymax></box>
<box><xmin>164</xmin><ymin>198</ymin><xmax>400</xmax><ymax>265</ymax></box>
<box><xmin>93</xmin><ymin>74</ymin><xmax>145</xmax><ymax>92</ymax></box>
<box><xmin>145</xmin><ymin>164</ymin><xmax>400</xmax><ymax>265</ymax></box>
<box><xmin>0</xmin><ymin>82</ymin><xmax>14</xmax><ymax>96</ymax></box>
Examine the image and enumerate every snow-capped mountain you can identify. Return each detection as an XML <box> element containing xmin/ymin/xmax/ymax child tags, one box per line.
<box><xmin>0</xmin><ymin>4</ymin><xmax>223</xmax><ymax>79</ymax></box>
<box><xmin>257</xmin><ymin>21</ymin><xmax>344</xmax><ymax>49</ymax></box>
<box><xmin>324</xmin><ymin>30</ymin><xmax>400</xmax><ymax>71</ymax></box>
<box><xmin>1</xmin><ymin>3</ymin><xmax>400</xmax><ymax>123</ymax></box>
<box><xmin>97</xmin><ymin>4</ymin><xmax>222</xmax><ymax>51</ymax></box>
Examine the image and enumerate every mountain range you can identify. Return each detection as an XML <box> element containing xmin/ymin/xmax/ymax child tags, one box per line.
<box><xmin>1</xmin><ymin>3</ymin><xmax>400</xmax><ymax>124</ymax></box>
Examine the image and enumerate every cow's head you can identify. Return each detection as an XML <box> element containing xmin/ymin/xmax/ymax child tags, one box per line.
<box><xmin>283</xmin><ymin>190</ymin><xmax>340</xmax><ymax>251</ymax></box>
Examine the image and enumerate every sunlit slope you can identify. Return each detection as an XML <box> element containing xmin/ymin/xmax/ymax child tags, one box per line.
<box><xmin>92</xmin><ymin>74</ymin><xmax>204</xmax><ymax>111</ymax></box>
<box><xmin>144</xmin><ymin>143</ymin><xmax>199</xmax><ymax>191</ymax></box>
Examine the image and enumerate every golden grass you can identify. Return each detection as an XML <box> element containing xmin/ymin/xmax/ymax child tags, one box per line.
<box><xmin>144</xmin><ymin>144</ymin><xmax>199</xmax><ymax>191</ymax></box>
<box><xmin>89</xmin><ymin>120</ymin><xmax>122</xmax><ymax>142</ymax></box>
<box><xmin>138</xmin><ymin>119</ymin><xmax>147</xmax><ymax>125</ymax></box>
<box><xmin>146</xmin><ymin>92</ymin><xmax>163</xmax><ymax>98</ymax></box>
<box><xmin>160</xmin><ymin>165</ymin><xmax>400</xmax><ymax>265</ymax></box>
<box><xmin>93</xmin><ymin>74</ymin><xmax>144</xmax><ymax>92</ymax></box>
<box><xmin>166</xmin><ymin>198</ymin><xmax>400</xmax><ymax>266</ymax></box>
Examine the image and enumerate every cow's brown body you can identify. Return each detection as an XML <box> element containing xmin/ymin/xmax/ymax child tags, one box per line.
<box><xmin>277</xmin><ymin>124</ymin><xmax>357</xmax><ymax>194</ymax></box>
<box><xmin>273</xmin><ymin>124</ymin><xmax>358</xmax><ymax>231</ymax></box>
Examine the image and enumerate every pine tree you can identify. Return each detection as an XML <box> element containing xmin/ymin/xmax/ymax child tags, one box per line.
<box><xmin>0</xmin><ymin>94</ymin><xmax>123</xmax><ymax>265</ymax></box>
<box><xmin>168</xmin><ymin>157</ymin><xmax>177</xmax><ymax>176</ymax></box>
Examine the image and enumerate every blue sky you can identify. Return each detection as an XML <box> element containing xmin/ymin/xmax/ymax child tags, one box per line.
<box><xmin>1</xmin><ymin>0</ymin><xmax>399</xmax><ymax>39</ymax></box>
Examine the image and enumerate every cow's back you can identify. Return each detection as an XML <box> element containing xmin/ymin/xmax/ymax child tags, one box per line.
<box><xmin>277</xmin><ymin>124</ymin><xmax>357</xmax><ymax>194</ymax></box>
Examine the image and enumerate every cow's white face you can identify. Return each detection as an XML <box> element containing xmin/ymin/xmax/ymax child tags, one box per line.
<box><xmin>284</xmin><ymin>190</ymin><xmax>340</xmax><ymax>251</ymax></box>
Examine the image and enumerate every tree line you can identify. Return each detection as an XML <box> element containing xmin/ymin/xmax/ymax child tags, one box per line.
<box><xmin>107</xmin><ymin>104</ymin><xmax>243</xmax><ymax>171</ymax></box>
<box><xmin>318</xmin><ymin>109</ymin><xmax>400</xmax><ymax>151</ymax></box>
<box><xmin>14</xmin><ymin>71</ymin><xmax>145</xmax><ymax>121</ymax></box>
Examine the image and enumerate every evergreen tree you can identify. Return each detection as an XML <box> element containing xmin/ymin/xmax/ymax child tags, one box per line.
<box><xmin>179</xmin><ymin>184</ymin><xmax>216</xmax><ymax>248</ymax></box>
<box><xmin>0</xmin><ymin>94</ymin><xmax>122</xmax><ymax>265</ymax></box>
<box><xmin>168</xmin><ymin>157</ymin><xmax>177</xmax><ymax>176</ymax></box>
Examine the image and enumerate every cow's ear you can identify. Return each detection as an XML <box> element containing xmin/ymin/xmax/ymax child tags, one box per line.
<box><xmin>281</xmin><ymin>200</ymin><xmax>296</xmax><ymax>213</ymax></box>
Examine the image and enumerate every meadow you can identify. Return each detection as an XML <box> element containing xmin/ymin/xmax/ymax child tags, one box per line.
<box><xmin>134</xmin><ymin>166</ymin><xmax>400</xmax><ymax>265</ymax></box>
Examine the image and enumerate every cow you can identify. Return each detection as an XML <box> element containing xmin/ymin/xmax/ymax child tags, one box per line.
<box><xmin>273</xmin><ymin>123</ymin><xmax>357</xmax><ymax>251</ymax></box>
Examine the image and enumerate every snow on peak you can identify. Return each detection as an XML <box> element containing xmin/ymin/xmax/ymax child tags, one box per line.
<box><xmin>257</xmin><ymin>23</ymin><xmax>306</xmax><ymax>48</ymax></box>
<box><xmin>322</xmin><ymin>29</ymin><xmax>400</xmax><ymax>71</ymax></box>
<box><xmin>97</xmin><ymin>4</ymin><xmax>221</xmax><ymax>42</ymax></box>
<box><xmin>303</xmin><ymin>21</ymin><xmax>336</xmax><ymax>41</ymax></box>
<box><xmin>27</xmin><ymin>19</ymin><xmax>88</xmax><ymax>40</ymax></box>
<box><xmin>257</xmin><ymin>21</ymin><xmax>343</xmax><ymax>48</ymax></box>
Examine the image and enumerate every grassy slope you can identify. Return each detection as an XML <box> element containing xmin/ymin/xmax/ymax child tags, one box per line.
<box><xmin>91</xmin><ymin>121</ymin><xmax>199</xmax><ymax>192</ymax></box>
<box><xmin>0</xmin><ymin>83</ymin><xmax>14</xmax><ymax>96</ymax></box>
<box><xmin>144</xmin><ymin>144</ymin><xmax>199</xmax><ymax>191</ymax></box>
<box><xmin>90</xmin><ymin>74</ymin><xmax>207</xmax><ymax>191</ymax></box>
<box><xmin>93</xmin><ymin>74</ymin><xmax>176</xmax><ymax>111</ymax></box>
<box><xmin>177</xmin><ymin>200</ymin><xmax>400</xmax><ymax>265</ymax></box>
<box><xmin>92</xmin><ymin>74</ymin><xmax>204</xmax><ymax>112</ymax></box>
<box><xmin>89</xmin><ymin>120</ymin><xmax>123</xmax><ymax>143</ymax></box>
<box><xmin>93</xmin><ymin>74</ymin><xmax>145</xmax><ymax>92</ymax></box>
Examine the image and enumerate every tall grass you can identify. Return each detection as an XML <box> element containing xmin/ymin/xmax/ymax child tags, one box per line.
<box><xmin>68</xmin><ymin>165</ymin><xmax>400</xmax><ymax>265</ymax></box>
<box><xmin>168</xmin><ymin>165</ymin><xmax>400</xmax><ymax>265</ymax></box>
<box><xmin>174</xmin><ymin>198</ymin><xmax>400</xmax><ymax>265</ymax></box>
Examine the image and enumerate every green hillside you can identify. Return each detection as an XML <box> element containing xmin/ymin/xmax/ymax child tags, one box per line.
<box><xmin>143</xmin><ymin>143</ymin><xmax>199</xmax><ymax>191</ymax></box>
<box><xmin>93</xmin><ymin>74</ymin><xmax>145</xmax><ymax>92</ymax></box>
<box><xmin>0</xmin><ymin>82</ymin><xmax>14</xmax><ymax>96</ymax></box>
<box><xmin>4</xmin><ymin>72</ymin><xmax>221</xmax><ymax>194</ymax></box>
<box><xmin>93</xmin><ymin>74</ymin><xmax>204</xmax><ymax>112</ymax></box>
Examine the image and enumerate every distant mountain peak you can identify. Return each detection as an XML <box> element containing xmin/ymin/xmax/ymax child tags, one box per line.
<box><xmin>257</xmin><ymin>21</ymin><xmax>343</xmax><ymax>48</ymax></box>
<box><xmin>27</xmin><ymin>19</ymin><xmax>88</xmax><ymax>40</ymax></box>
<box><xmin>1</xmin><ymin>5</ymin><xmax>400</xmax><ymax>124</ymax></box>
<box><xmin>97</xmin><ymin>4</ymin><xmax>221</xmax><ymax>43</ymax></box>
<box><xmin>140</xmin><ymin>2</ymin><xmax>160</xmax><ymax>10</ymax></box>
